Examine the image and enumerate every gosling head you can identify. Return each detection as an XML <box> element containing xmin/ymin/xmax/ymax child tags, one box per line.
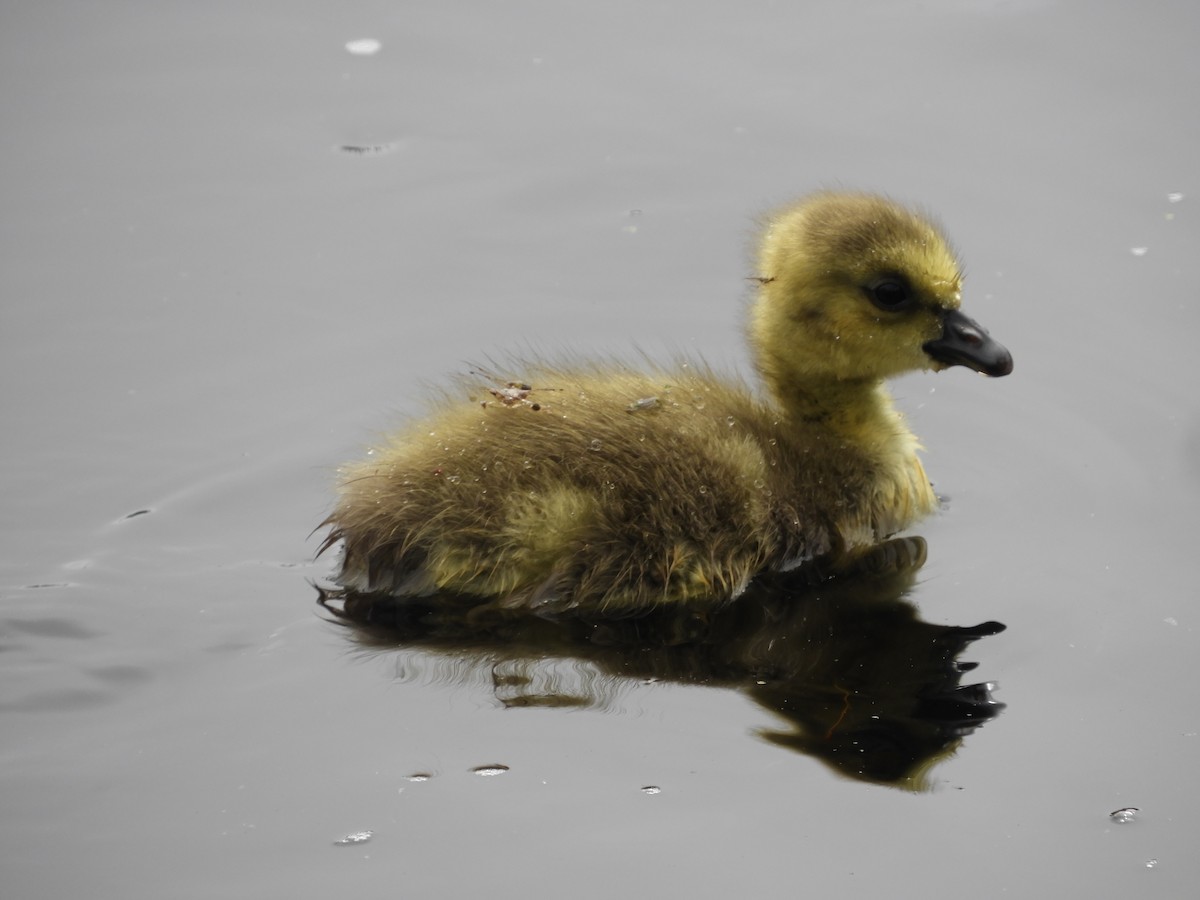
<box><xmin>750</xmin><ymin>192</ymin><xmax>1012</xmax><ymax>397</ymax></box>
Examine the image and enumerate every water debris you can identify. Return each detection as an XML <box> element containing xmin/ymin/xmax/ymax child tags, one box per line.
<box><xmin>404</xmin><ymin>773</ymin><xmax>433</xmax><ymax>782</ymax></box>
<box><xmin>471</xmin><ymin>764</ymin><xmax>510</xmax><ymax>777</ymax></box>
<box><xmin>472</xmin><ymin>372</ymin><xmax>562</xmax><ymax>411</ymax></box>
<box><xmin>640</xmin><ymin>785</ymin><xmax>662</xmax><ymax>794</ymax></box>
<box><xmin>333</xmin><ymin>830</ymin><xmax>374</xmax><ymax>845</ymax></box>
<box><xmin>123</xmin><ymin>509</ymin><xmax>151</xmax><ymax>519</ymax></box>
<box><xmin>626</xmin><ymin>396</ymin><xmax>660</xmax><ymax>412</ymax></box>
<box><xmin>489</xmin><ymin>384</ymin><xmax>535</xmax><ymax>406</ymax></box>
<box><xmin>338</xmin><ymin>142</ymin><xmax>400</xmax><ymax>156</ymax></box>
<box><xmin>1110</xmin><ymin>807</ymin><xmax>1139</xmax><ymax>824</ymax></box>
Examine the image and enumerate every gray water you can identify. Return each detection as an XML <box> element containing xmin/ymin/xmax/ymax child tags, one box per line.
<box><xmin>3</xmin><ymin>1</ymin><xmax>1199</xmax><ymax>897</ymax></box>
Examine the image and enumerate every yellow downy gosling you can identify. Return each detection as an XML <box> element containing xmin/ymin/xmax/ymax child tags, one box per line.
<box><xmin>320</xmin><ymin>192</ymin><xmax>1012</xmax><ymax>616</ymax></box>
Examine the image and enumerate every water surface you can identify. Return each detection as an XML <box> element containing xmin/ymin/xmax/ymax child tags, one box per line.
<box><xmin>3</xmin><ymin>1</ymin><xmax>1198</xmax><ymax>897</ymax></box>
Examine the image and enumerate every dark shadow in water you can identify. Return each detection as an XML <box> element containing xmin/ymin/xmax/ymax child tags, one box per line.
<box><xmin>318</xmin><ymin>537</ymin><xmax>1005</xmax><ymax>790</ymax></box>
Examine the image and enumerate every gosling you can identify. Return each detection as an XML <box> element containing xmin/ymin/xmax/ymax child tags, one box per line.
<box><xmin>320</xmin><ymin>192</ymin><xmax>1012</xmax><ymax>617</ymax></box>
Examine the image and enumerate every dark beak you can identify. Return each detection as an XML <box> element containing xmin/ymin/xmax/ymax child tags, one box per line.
<box><xmin>923</xmin><ymin>308</ymin><xmax>1013</xmax><ymax>377</ymax></box>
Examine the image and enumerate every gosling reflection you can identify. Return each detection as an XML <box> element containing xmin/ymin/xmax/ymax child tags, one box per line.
<box><xmin>319</xmin><ymin>536</ymin><xmax>1005</xmax><ymax>790</ymax></box>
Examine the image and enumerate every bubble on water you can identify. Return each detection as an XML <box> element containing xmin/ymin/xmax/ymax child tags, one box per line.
<box><xmin>472</xmin><ymin>764</ymin><xmax>510</xmax><ymax>777</ymax></box>
<box><xmin>640</xmin><ymin>785</ymin><xmax>661</xmax><ymax>794</ymax></box>
<box><xmin>345</xmin><ymin>38</ymin><xmax>382</xmax><ymax>55</ymax></box>
<box><xmin>334</xmin><ymin>830</ymin><xmax>374</xmax><ymax>845</ymax></box>
<box><xmin>1110</xmin><ymin>807</ymin><xmax>1139</xmax><ymax>824</ymax></box>
<box><xmin>589</xmin><ymin>439</ymin><xmax>603</xmax><ymax>451</ymax></box>
<box><xmin>698</xmin><ymin>485</ymin><xmax>708</xmax><ymax>494</ymax></box>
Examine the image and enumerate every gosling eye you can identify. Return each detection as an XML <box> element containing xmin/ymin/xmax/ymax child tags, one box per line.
<box><xmin>864</xmin><ymin>278</ymin><xmax>916</xmax><ymax>312</ymax></box>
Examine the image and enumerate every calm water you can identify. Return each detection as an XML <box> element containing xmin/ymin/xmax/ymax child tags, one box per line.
<box><xmin>3</xmin><ymin>1</ymin><xmax>1198</xmax><ymax>897</ymax></box>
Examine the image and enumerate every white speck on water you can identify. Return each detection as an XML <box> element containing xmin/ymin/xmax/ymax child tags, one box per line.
<box><xmin>1163</xmin><ymin>617</ymin><xmax>1178</xmax><ymax>626</ymax></box>
<box><xmin>1145</xmin><ymin>858</ymin><xmax>1158</xmax><ymax>868</ymax></box>
<box><xmin>1131</xmin><ymin>247</ymin><xmax>1148</xmax><ymax>256</ymax></box>
<box><xmin>1167</xmin><ymin>192</ymin><xmax>1183</xmax><ymax>202</ymax></box>
<box><xmin>641</xmin><ymin>785</ymin><xmax>661</xmax><ymax>794</ymax></box>
<box><xmin>472</xmin><ymin>764</ymin><xmax>510</xmax><ymax>777</ymax></box>
<box><xmin>345</xmin><ymin>38</ymin><xmax>381</xmax><ymax>55</ymax></box>
<box><xmin>1110</xmin><ymin>807</ymin><xmax>1139</xmax><ymax>824</ymax></box>
<box><xmin>334</xmin><ymin>830</ymin><xmax>373</xmax><ymax>845</ymax></box>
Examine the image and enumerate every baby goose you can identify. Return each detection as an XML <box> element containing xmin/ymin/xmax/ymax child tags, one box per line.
<box><xmin>320</xmin><ymin>192</ymin><xmax>1011</xmax><ymax>617</ymax></box>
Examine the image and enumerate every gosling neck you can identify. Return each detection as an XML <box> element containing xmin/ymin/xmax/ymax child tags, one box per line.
<box><xmin>768</xmin><ymin>375</ymin><xmax>899</xmax><ymax>439</ymax></box>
